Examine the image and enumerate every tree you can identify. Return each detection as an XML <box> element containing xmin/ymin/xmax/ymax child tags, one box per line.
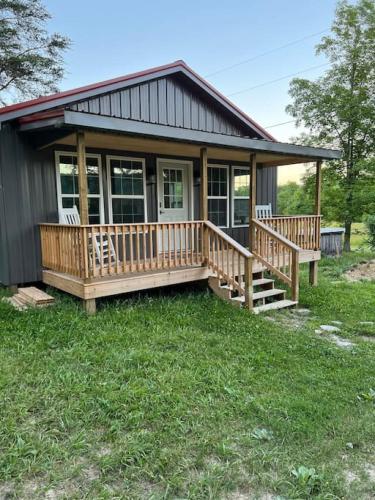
<box><xmin>286</xmin><ymin>0</ymin><xmax>375</xmax><ymax>251</ymax></box>
<box><xmin>0</xmin><ymin>0</ymin><xmax>70</xmax><ymax>105</ymax></box>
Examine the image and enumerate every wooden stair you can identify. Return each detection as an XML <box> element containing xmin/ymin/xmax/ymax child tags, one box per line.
<box><xmin>3</xmin><ymin>287</ymin><xmax>54</xmax><ymax>311</ymax></box>
<box><xmin>208</xmin><ymin>271</ymin><xmax>297</xmax><ymax>314</ymax></box>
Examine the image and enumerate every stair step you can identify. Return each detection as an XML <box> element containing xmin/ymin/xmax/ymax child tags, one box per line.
<box><xmin>253</xmin><ymin>300</ymin><xmax>298</xmax><ymax>314</ymax></box>
<box><xmin>18</xmin><ymin>287</ymin><xmax>54</xmax><ymax>306</ymax></box>
<box><xmin>231</xmin><ymin>288</ymin><xmax>287</xmax><ymax>305</ymax></box>
<box><xmin>252</xmin><ymin>278</ymin><xmax>274</xmax><ymax>287</ymax></box>
<box><xmin>253</xmin><ymin>288</ymin><xmax>285</xmax><ymax>300</ymax></box>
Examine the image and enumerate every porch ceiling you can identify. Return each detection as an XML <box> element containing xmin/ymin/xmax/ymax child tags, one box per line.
<box><xmin>48</xmin><ymin>130</ymin><xmax>322</xmax><ymax>167</ymax></box>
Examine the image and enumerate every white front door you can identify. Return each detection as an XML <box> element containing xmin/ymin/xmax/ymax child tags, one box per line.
<box><xmin>157</xmin><ymin>160</ymin><xmax>192</xmax><ymax>223</ymax></box>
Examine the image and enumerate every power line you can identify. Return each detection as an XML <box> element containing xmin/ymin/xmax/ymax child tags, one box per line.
<box><xmin>204</xmin><ymin>29</ymin><xmax>329</xmax><ymax>78</ymax></box>
<box><xmin>227</xmin><ymin>62</ymin><xmax>330</xmax><ymax>97</ymax></box>
<box><xmin>264</xmin><ymin>119</ymin><xmax>296</xmax><ymax>129</ymax></box>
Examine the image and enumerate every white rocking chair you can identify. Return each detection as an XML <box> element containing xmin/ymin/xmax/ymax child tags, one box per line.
<box><xmin>256</xmin><ymin>204</ymin><xmax>273</xmax><ymax>219</ymax></box>
<box><xmin>59</xmin><ymin>206</ymin><xmax>117</xmax><ymax>267</ymax></box>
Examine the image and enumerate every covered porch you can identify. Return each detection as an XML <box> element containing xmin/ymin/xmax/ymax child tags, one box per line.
<box><xmin>33</xmin><ymin>114</ymin><xmax>331</xmax><ymax>313</ymax></box>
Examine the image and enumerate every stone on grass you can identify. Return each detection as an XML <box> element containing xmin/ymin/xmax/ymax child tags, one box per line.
<box><xmin>331</xmin><ymin>321</ymin><xmax>343</xmax><ymax>325</ymax></box>
<box><xmin>315</xmin><ymin>329</ymin><xmax>322</xmax><ymax>334</ymax></box>
<box><xmin>320</xmin><ymin>324</ymin><xmax>340</xmax><ymax>332</ymax></box>
<box><xmin>292</xmin><ymin>308</ymin><xmax>311</xmax><ymax>316</ymax></box>
<box><xmin>329</xmin><ymin>334</ymin><xmax>354</xmax><ymax>349</ymax></box>
<box><xmin>360</xmin><ymin>321</ymin><xmax>374</xmax><ymax>326</ymax></box>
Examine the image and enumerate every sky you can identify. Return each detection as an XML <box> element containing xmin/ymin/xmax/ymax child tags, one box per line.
<box><xmin>45</xmin><ymin>0</ymin><xmax>338</xmax><ymax>184</ymax></box>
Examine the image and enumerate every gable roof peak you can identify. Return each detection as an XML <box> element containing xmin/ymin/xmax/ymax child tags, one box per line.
<box><xmin>0</xmin><ymin>59</ymin><xmax>275</xmax><ymax>141</ymax></box>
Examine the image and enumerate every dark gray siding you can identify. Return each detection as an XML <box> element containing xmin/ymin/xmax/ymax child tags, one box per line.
<box><xmin>0</xmin><ymin>129</ymin><xmax>276</xmax><ymax>286</ymax></box>
<box><xmin>0</xmin><ymin>124</ymin><xmax>57</xmax><ymax>285</ymax></box>
<box><xmin>68</xmin><ymin>75</ymin><xmax>255</xmax><ymax>138</ymax></box>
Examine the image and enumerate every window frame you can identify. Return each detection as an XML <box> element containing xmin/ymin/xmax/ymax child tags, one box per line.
<box><xmin>106</xmin><ymin>155</ymin><xmax>148</xmax><ymax>224</ymax></box>
<box><xmin>207</xmin><ymin>164</ymin><xmax>229</xmax><ymax>228</ymax></box>
<box><xmin>231</xmin><ymin>165</ymin><xmax>250</xmax><ymax>228</ymax></box>
<box><xmin>55</xmin><ymin>151</ymin><xmax>104</xmax><ymax>224</ymax></box>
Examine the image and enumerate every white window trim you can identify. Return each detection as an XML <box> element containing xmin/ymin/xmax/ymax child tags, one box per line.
<box><xmin>55</xmin><ymin>151</ymin><xmax>104</xmax><ymax>224</ymax></box>
<box><xmin>232</xmin><ymin>166</ymin><xmax>250</xmax><ymax>228</ymax></box>
<box><xmin>106</xmin><ymin>155</ymin><xmax>148</xmax><ymax>224</ymax></box>
<box><xmin>156</xmin><ymin>158</ymin><xmax>194</xmax><ymax>222</ymax></box>
<box><xmin>207</xmin><ymin>164</ymin><xmax>229</xmax><ymax>228</ymax></box>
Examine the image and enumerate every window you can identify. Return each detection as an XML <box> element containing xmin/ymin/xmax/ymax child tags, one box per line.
<box><xmin>207</xmin><ymin>165</ymin><xmax>228</xmax><ymax>227</ymax></box>
<box><xmin>232</xmin><ymin>167</ymin><xmax>250</xmax><ymax>226</ymax></box>
<box><xmin>163</xmin><ymin>168</ymin><xmax>183</xmax><ymax>209</ymax></box>
<box><xmin>56</xmin><ymin>152</ymin><xmax>103</xmax><ymax>224</ymax></box>
<box><xmin>107</xmin><ymin>156</ymin><xmax>146</xmax><ymax>223</ymax></box>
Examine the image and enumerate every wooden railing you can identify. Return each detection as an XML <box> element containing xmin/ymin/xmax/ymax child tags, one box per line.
<box><xmin>258</xmin><ymin>215</ymin><xmax>321</xmax><ymax>250</ymax></box>
<box><xmin>252</xmin><ymin>219</ymin><xmax>300</xmax><ymax>301</ymax></box>
<box><xmin>40</xmin><ymin>222</ymin><xmax>204</xmax><ymax>279</ymax></box>
<box><xmin>204</xmin><ymin>220</ymin><xmax>254</xmax><ymax>309</ymax></box>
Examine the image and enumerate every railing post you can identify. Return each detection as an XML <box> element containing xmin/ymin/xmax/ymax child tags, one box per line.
<box><xmin>291</xmin><ymin>250</ymin><xmax>299</xmax><ymax>302</ymax></box>
<box><xmin>244</xmin><ymin>256</ymin><xmax>253</xmax><ymax>311</ymax></box>
<box><xmin>202</xmin><ymin>222</ymin><xmax>209</xmax><ymax>265</ymax></box>
<box><xmin>249</xmin><ymin>153</ymin><xmax>257</xmax><ymax>252</ymax></box>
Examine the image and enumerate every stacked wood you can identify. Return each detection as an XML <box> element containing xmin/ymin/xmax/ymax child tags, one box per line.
<box><xmin>3</xmin><ymin>287</ymin><xmax>54</xmax><ymax>311</ymax></box>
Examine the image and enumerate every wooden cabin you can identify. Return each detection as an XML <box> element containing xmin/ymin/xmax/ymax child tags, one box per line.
<box><xmin>0</xmin><ymin>60</ymin><xmax>341</xmax><ymax>313</ymax></box>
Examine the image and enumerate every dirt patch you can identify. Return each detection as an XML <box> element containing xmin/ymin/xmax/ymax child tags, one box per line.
<box><xmin>345</xmin><ymin>260</ymin><xmax>375</xmax><ymax>282</ymax></box>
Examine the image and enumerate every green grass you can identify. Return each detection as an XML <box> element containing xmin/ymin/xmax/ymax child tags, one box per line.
<box><xmin>0</xmin><ymin>253</ymin><xmax>375</xmax><ymax>499</ymax></box>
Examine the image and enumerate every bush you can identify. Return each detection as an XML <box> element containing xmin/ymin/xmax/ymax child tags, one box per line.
<box><xmin>365</xmin><ymin>215</ymin><xmax>375</xmax><ymax>250</ymax></box>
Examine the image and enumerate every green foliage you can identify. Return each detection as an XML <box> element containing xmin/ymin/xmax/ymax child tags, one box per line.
<box><xmin>277</xmin><ymin>182</ymin><xmax>312</xmax><ymax>215</ymax></box>
<box><xmin>291</xmin><ymin>466</ymin><xmax>322</xmax><ymax>496</ymax></box>
<box><xmin>357</xmin><ymin>388</ymin><xmax>375</xmax><ymax>403</ymax></box>
<box><xmin>286</xmin><ymin>0</ymin><xmax>375</xmax><ymax>250</ymax></box>
<box><xmin>0</xmin><ymin>0</ymin><xmax>71</xmax><ymax>104</ymax></box>
<box><xmin>365</xmin><ymin>214</ymin><xmax>375</xmax><ymax>250</ymax></box>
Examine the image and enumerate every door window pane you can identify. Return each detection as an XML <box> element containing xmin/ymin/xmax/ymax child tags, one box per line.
<box><xmin>163</xmin><ymin>168</ymin><xmax>183</xmax><ymax>209</ymax></box>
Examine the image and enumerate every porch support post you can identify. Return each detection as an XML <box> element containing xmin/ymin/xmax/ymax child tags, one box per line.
<box><xmin>77</xmin><ymin>131</ymin><xmax>89</xmax><ymax>225</ymax></box>
<box><xmin>309</xmin><ymin>160</ymin><xmax>322</xmax><ymax>286</ymax></box>
<box><xmin>83</xmin><ymin>298</ymin><xmax>96</xmax><ymax>315</ymax></box>
<box><xmin>200</xmin><ymin>147</ymin><xmax>208</xmax><ymax>220</ymax></box>
<box><xmin>249</xmin><ymin>153</ymin><xmax>257</xmax><ymax>252</ymax></box>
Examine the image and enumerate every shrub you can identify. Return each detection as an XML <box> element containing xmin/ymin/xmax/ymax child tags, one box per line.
<box><xmin>365</xmin><ymin>215</ymin><xmax>375</xmax><ymax>250</ymax></box>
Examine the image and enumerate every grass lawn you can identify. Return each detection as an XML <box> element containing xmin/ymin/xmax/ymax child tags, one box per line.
<box><xmin>0</xmin><ymin>252</ymin><xmax>375</xmax><ymax>499</ymax></box>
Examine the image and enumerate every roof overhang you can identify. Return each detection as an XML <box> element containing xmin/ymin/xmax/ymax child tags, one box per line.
<box><xmin>23</xmin><ymin>110</ymin><xmax>341</xmax><ymax>166</ymax></box>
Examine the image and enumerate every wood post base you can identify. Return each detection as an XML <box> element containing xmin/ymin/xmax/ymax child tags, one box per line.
<box><xmin>83</xmin><ymin>298</ymin><xmax>96</xmax><ymax>315</ymax></box>
<box><xmin>309</xmin><ymin>261</ymin><xmax>318</xmax><ymax>286</ymax></box>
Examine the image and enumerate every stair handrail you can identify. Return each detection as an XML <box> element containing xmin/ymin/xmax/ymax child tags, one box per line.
<box><xmin>251</xmin><ymin>218</ymin><xmax>300</xmax><ymax>301</ymax></box>
<box><xmin>203</xmin><ymin>220</ymin><xmax>254</xmax><ymax>310</ymax></box>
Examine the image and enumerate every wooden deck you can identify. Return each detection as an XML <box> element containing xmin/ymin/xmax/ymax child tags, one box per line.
<box><xmin>42</xmin><ymin>248</ymin><xmax>320</xmax><ymax>300</ymax></box>
<box><xmin>40</xmin><ymin>218</ymin><xmax>321</xmax><ymax>313</ymax></box>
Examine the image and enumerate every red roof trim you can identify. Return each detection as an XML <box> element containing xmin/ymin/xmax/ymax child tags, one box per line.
<box><xmin>0</xmin><ymin>60</ymin><xmax>184</xmax><ymax>116</ymax></box>
<box><xmin>18</xmin><ymin>109</ymin><xmax>64</xmax><ymax>124</ymax></box>
<box><xmin>1</xmin><ymin>59</ymin><xmax>275</xmax><ymax>141</ymax></box>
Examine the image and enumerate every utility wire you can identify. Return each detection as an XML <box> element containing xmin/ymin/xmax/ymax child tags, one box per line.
<box><xmin>204</xmin><ymin>29</ymin><xmax>329</xmax><ymax>78</ymax></box>
<box><xmin>227</xmin><ymin>62</ymin><xmax>330</xmax><ymax>97</ymax></box>
<box><xmin>264</xmin><ymin>119</ymin><xmax>296</xmax><ymax>129</ymax></box>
